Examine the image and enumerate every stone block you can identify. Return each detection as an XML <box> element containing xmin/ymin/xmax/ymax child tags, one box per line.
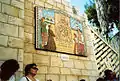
<box><xmin>0</xmin><ymin>35</ymin><xmax>8</xmax><ymax>46</ymax></box>
<box><xmin>60</xmin><ymin>68</ymin><xmax>70</xmax><ymax>74</ymax></box>
<box><xmin>8</xmin><ymin>16</ymin><xmax>24</xmax><ymax>26</ymax></box>
<box><xmin>60</xmin><ymin>75</ymin><xmax>66</xmax><ymax>81</ymax></box>
<box><xmin>74</xmin><ymin>60</ymin><xmax>85</xmax><ymax>69</ymax></box>
<box><xmin>66</xmin><ymin>75</ymin><xmax>78</xmax><ymax>81</ymax></box>
<box><xmin>35</xmin><ymin>0</ymin><xmax>44</xmax><ymax>7</ymax></box>
<box><xmin>2</xmin><ymin>4</ymin><xmax>19</xmax><ymax>17</ymax></box>
<box><xmin>0</xmin><ymin>47</ymin><xmax>17</xmax><ymax>60</ymax></box>
<box><xmin>37</xmin><ymin>66</ymin><xmax>47</xmax><ymax>74</ymax></box>
<box><xmin>91</xmin><ymin>70</ymin><xmax>99</xmax><ymax>76</ymax></box>
<box><xmin>18</xmin><ymin>27</ymin><xmax>24</xmax><ymax>39</ymax></box>
<box><xmin>33</xmin><ymin>54</ymin><xmax>50</xmax><ymax>66</ymax></box>
<box><xmin>63</xmin><ymin>60</ymin><xmax>74</xmax><ymax>68</ymax></box>
<box><xmin>18</xmin><ymin>49</ymin><xmax>24</xmax><ymax>62</ymax></box>
<box><xmin>24</xmin><ymin>25</ymin><xmax>34</xmax><ymax>34</ymax></box>
<box><xmin>35</xmin><ymin>74</ymin><xmax>45</xmax><ymax>81</ymax></box>
<box><xmin>25</xmin><ymin>16</ymin><xmax>33</xmax><ymax>25</ymax></box>
<box><xmin>19</xmin><ymin>9</ymin><xmax>24</xmax><ymax>19</ymax></box>
<box><xmin>18</xmin><ymin>61</ymin><xmax>23</xmax><ymax>71</ymax></box>
<box><xmin>51</xmin><ymin>56</ymin><xmax>63</xmax><ymax>67</ymax></box>
<box><xmin>11</xmin><ymin>0</ymin><xmax>24</xmax><ymax>9</ymax></box>
<box><xmin>25</xmin><ymin>0</ymin><xmax>33</xmax><ymax>11</ymax></box>
<box><xmin>0</xmin><ymin>23</ymin><xmax>18</xmax><ymax>37</ymax></box>
<box><xmin>46</xmin><ymin>0</ymin><xmax>55</xmax><ymax>5</ymax></box>
<box><xmin>81</xmin><ymin>70</ymin><xmax>91</xmax><ymax>76</ymax></box>
<box><xmin>71</xmin><ymin>69</ymin><xmax>81</xmax><ymax>75</ymax></box>
<box><xmin>47</xmin><ymin>52</ymin><xmax>58</xmax><ymax>57</ymax></box>
<box><xmin>24</xmin><ymin>32</ymin><xmax>33</xmax><ymax>43</ymax></box>
<box><xmin>84</xmin><ymin>61</ymin><xmax>93</xmax><ymax>69</ymax></box>
<box><xmin>0</xmin><ymin>13</ymin><xmax>8</xmax><ymax>23</ymax></box>
<box><xmin>46</xmin><ymin>75</ymin><xmax>59</xmax><ymax>81</ymax></box>
<box><xmin>45</xmin><ymin>3</ymin><xmax>53</xmax><ymax>8</ymax></box>
<box><xmin>8</xmin><ymin>37</ymin><xmax>24</xmax><ymax>48</ymax></box>
<box><xmin>24</xmin><ymin>43</ymin><xmax>36</xmax><ymax>53</ymax></box>
<box><xmin>23</xmin><ymin>53</ymin><xmax>33</xmax><ymax>65</ymax></box>
<box><xmin>89</xmin><ymin>76</ymin><xmax>97</xmax><ymax>81</ymax></box>
<box><xmin>25</xmin><ymin>9</ymin><xmax>33</xmax><ymax>17</ymax></box>
<box><xmin>0</xmin><ymin>3</ymin><xmax>1</xmax><ymax>12</ymax></box>
<box><xmin>0</xmin><ymin>0</ymin><xmax>10</xmax><ymax>4</ymax></box>
<box><xmin>48</xmin><ymin>67</ymin><xmax>60</xmax><ymax>74</ymax></box>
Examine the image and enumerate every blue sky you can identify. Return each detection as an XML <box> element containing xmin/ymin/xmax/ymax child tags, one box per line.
<box><xmin>66</xmin><ymin>0</ymin><xmax>90</xmax><ymax>14</ymax></box>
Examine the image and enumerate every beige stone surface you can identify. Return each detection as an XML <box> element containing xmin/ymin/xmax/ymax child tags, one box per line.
<box><xmin>8</xmin><ymin>37</ymin><xmax>24</xmax><ymax>48</ymax></box>
<box><xmin>0</xmin><ymin>3</ymin><xmax>1</xmax><ymax>12</ymax></box>
<box><xmin>8</xmin><ymin>16</ymin><xmax>24</xmax><ymax>26</ymax></box>
<box><xmin>66</xmin><ymin>75</ymin><xmax>78</xmax><ymax>81</ymax></box>
<box><xmin>60</xmin><ymin>68</ymin><xmax>70</xmax><ymax>74</ymax></box>
<box><xmin>25</xmin><ymin>0</ymin><xmax>33</xmax><ymax>11</ymax></box>
<box><xmin>25</xmin><ymin>9</ymin><xmax>34</xmax><ymax>17</ymax></box>
<box><xmin>48</xmin><ymin>67</ymin><xmax>60</xmax><ymax>74</ymax></box>
<box><xmin>74</xmin><ymin>60</ymin><xmax>85</xmax><ymax>69</ymax></box>
<box><xmin>0</xmin><ymin>47</ymin><xmax>17</xmax><ymax>60</ymax></box>
<box><xmin>24</xmin><ymin>32</ymin><xmax>33</xmax><ymax>43</ymax></box>
<box><xmin>46</xmin><ymin>75</ymin><xmax>59</xmax><ymax>81</ymax></box>
<box><xmin>24</xmin><ymin>43</ymin><xmax>36</xmax><ymax>53</ymax></box>
<box><xmin>0</xmin><ymin>23</ymin><xmax>18</xmax><ymax>37</ymax></box>
<box><xmin>18</xmin><ymin>27</ymin><xmax>24</xmax><ymax>39</ymax></box>
<box><xmin>19</xmin><ymin>9</ymin><xmax>24</xmax><ymax>19</ymax></box>
<box><xmin>11</xmin><ymin>0</ymin><xmax>24</xmax><ymax>9</ymax></box>
<box><xmin>24</xmin><ymin>53</ymin><xmax>33</xmax><ymax>65</ymax></box>
<box><xmin>60</xmin><ymin>75</ymin><xmax>66</xmax><ymax>81</ymax></box>
<box><xmin>18</xmin><ymin>49</ymin><xmax>24</xmax><ymax>62</ymax></box>
<box><xmin>2</xmin><ymin>4</ymin><xmax>19</xmax><ymax>17</ymax></box>
<box><xmin>37</xmin><ymin>66</ymin><xmax>47</xmax><ymax>74</ymax></box>
<box><xmin>0</xmin><ymin>13</ymin><xmax>8</xmax><ymax>23</ymax></box>
<box><xmin>34</xmin><ymin>0</ymin><xmax>44</xmax><ymax>7</ymax></box>
<box><xmin>0</xmin><ymin>0</ymin><xmax>10</xmax><ymax>4</ymax></box>
<box><xmin>71</xmin><ymin>68</ymin><xmax>81</xmax><ymax>75</ymax></box>
<box><xmin>84</xmin><ymin>61</ymin><xmax>93</xmax><ymax>69</ymax></box>
<box><xmin>24</xmin><ymin>25</ymin><xmax>34</xmax><ymax>34</ymax></box>
<box><xmin>81</xmin><ymin>70</ymin><xmax>91</xmax><ymax>76</ymax></box>
<box><xmin>45</xmin><ymin>3</ymin><xmax>53</xmax><ymax>8</ymax></box>
<box><xmin>25</xmin><ymin>16</ymin><xmax>33</xmax><ymax>25</ymax></box>
<box><xmin>34</xmin><ymin>54</ymin><xmax>50</xmax><ymax>66</ymax></box>
<box><xmin>63</xmin><ymin>60</ymin><xmax>74</xmax><ymax>68</ymax></box>
<box><xmin>0</xmin><ymin>35</ymin><xmax>8</xmax><ymax>46</ymax></box>
<box><xmin>51</xmin><ymin>56</ymin><xmax>63</xmax><ymax>67</ymax></box>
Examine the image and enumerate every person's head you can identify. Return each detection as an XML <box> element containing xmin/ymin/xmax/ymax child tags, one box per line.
<box><xmin>0</xmin><ymin>59</ymin><xmax>19</xmax><ymax>80</ymax></box>
<box><xmin>25</xmin><ymin>63</ymin><xmax>38</xmax><ymax>76</ymax></box>
<box><xmin>41</xmin><ymin>17</ymin><xmax>45</xmax><ymax>22</ymax></box>
<box><xmin>104</xmin><ymin>69</ymin><xmax>113</xmax><ymax>79</ymax></box>
<box><xmin>96</xmin><ymin>77</ymin><xmax>105</xmax><ymax>81</ymax></box>
<box><xmin>80</xmin><ymin>79</ymin><xmax>85</xmax><ymax>81</ymax></box>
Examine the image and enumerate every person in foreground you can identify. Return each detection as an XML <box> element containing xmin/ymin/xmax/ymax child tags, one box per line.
<box><xmin>0</xmin><ymin>59</ymin><xmax>19</xmax><ymax>81</ymax></box>
<box><xmin>20</xmin><ymin>63</ymin><xmax>39</xmax><ymax>81</ymax></box>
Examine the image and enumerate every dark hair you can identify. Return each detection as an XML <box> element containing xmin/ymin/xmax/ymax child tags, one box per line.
<box><xmin>96</xmin><ymin>77</ymin><xmax>105</xmax><ymax>81</ymax></box>
<box><xmin>104</xmin><ymin>69</ymin><xmax>112</xmax><ymax>76</ymax></box>
<box><xmin>0</xmin><ymin>59</ymin><xmax>19</xmax><ymax>81</ymax></box>
<box><xmin>80</xmin><ymin>79</ymin><xmax>85</xmax><ymax>81</ymax></box>
<box><xmin>25</xmin><ymin>63</ymin><xmax>37</xmax><ymax>76</ymax></box>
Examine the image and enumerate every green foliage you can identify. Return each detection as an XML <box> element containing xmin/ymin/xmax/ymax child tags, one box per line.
<box><xmin>72</xmin><ymin>6</ymin><xmax>77</xmax><ymax>15</ymax></box>
<box><xmin>84</xmin><ymin>2</ymin><xmax>100</xmax><ymax>27</ymax></box>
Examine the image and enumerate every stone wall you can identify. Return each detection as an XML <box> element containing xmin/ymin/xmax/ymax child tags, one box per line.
<box><xmin>0</xmin><ymin>0</ymin><xmax>24</xmax><ymax>80</ymax></box>
<box><xmin>0</xmin><ymin>0</ymin><xmax>99</xmax><ymax>81</ymax></box>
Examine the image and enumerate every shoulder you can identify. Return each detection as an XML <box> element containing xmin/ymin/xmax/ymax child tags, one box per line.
<box><xmin>19</xmin><ymin>77</ymin><xmax>27</xmax><ymax>81</ymax></box>
<box><xmin>36</xmin><ymin>78</ymin><xmax>40</xmax><ymax>81</ymax></box>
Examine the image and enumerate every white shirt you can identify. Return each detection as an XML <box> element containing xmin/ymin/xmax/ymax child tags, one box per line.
<box><xmin>19</xmin><ymin>77</ymin><xmax>39</xmax><ymax>81</ymax></box>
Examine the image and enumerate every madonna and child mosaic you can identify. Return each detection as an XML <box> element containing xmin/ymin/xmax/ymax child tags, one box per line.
<box><xmin>35</xmin><ymin>6</ymin><xmax>85</xmax><ymax>56</ymax></box>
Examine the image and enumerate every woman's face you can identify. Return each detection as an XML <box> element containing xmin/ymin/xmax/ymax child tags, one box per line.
<box><xmin>30</xmin><ymin>66</ymin><xmax>38</xmax><ymax>76</ymax></box>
